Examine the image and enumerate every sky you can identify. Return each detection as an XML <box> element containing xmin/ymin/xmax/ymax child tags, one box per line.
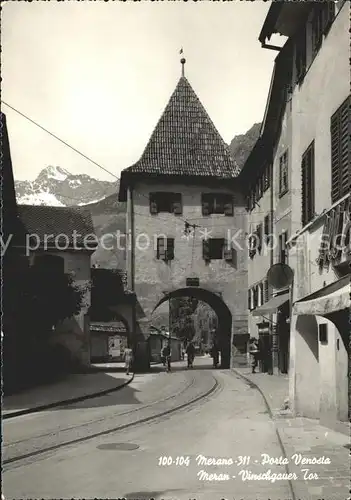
<box><xmin>2</xmin><ymin>1</ymin><xmax>277</xmax><ymax>183</ymax></box>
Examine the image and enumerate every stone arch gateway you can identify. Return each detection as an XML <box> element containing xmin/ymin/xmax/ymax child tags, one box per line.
<box><xmin>152</xmin><ymin>287</ymin><xmax>233</xmax><ymax>368</ymax></box>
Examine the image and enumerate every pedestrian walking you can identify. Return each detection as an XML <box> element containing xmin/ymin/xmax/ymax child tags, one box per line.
<box><xmin>124</xmin><ymin>346</ymin><xmax>133</xmax><ymax>375</ymax></box>
<box><xmin>249</xmin><ymin>338</ymin><xmax>260</xmax><ymax>373</ymax></box>
<box><xmin>186</xmin><ymin>341</ymin><xmax>195</xmax><ymax>368</ymax></box>
<box><xmin>161</xmin><ymin>341</ymin><xmax>171</xmax><ymax>372</ymax></box>
<box><xmin>210</xmin><ymin>343</ymin><xmax>219</xmax><ymax>368</ymax></box>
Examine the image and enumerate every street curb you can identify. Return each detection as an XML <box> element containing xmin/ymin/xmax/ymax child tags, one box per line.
<box><xmin>3</xmin><ymin>373</ymin><xmax>134</xmax><ymax>420</ymax></box>
<box><xmin>231</xmin><ymin>368</ymin><xmax>296</xmax><ymax>500</ymax></box>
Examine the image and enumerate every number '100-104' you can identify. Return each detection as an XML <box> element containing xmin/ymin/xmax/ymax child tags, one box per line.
<box><xmin>158</xmin><ymin>456</ymin><xmax>190</xmax><ymax>466</ymax></box>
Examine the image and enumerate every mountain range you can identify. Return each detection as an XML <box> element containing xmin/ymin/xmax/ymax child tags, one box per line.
<box><xmin>14</xmin><ymin>123</ymin><xmax>260</xmax><ymax>268</ymax></box>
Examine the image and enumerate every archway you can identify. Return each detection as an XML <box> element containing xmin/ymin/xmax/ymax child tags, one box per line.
<box><xmin>152</xmin><ymin>287</ymin><xmax>233</xmax><ymax>368</ymax></box>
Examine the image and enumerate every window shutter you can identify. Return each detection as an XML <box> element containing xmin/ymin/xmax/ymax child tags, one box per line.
<box><xmin>296</xmin><ymin>26</ymin><xmax>306</xmax><ymax>82</ymax></box>
<box><xmin>150</xmin><ymin>194</ymin><xmax>158</xmax><ymax>214</ymax></box>
<box><xmin>257</xmin><ymin>224</ymin><xmax>262</xmax><ymax>252</ymax></box>
<box><xmin>264</xmin><ymin>280</ymin><xmax>269</xmax><ymax>303</ymax></box>
<box><xmin>324</xmin><ymin>2</ymin><xmax>335</xmax><ymax>32</ymax></box>
<box><xmin>264</xmin><ymin>214</ymin><xmax>270</xmax><ymax>243</ymax></box>
<box><xmin>172</xmin><ymin>194</ymin><xmax>182</xmax><ymax>215</ymax></box>
<box><xmin>301</xmin><ymin>154</ymin><xmax>308</xmax><ymax>226</ymax></box>
<box><xmin>331</xmin><ymin>97</ymin><xmax>350</xmax><ymax>203</ymax></box>
<box><xmin>253</xmin><ymin>286</ymin><xmax>258</xmax><ymax>308</ymax></box>
<box><xmin>166</xmin><ymin>238</ymin><xmax>174</xmax><ymax>260</ymax></box>
<box><xmin>202</xmin><ymin>194</ymin><xmax>210</xmax><ymax>216</ymax></box>
<box><xmin>248</xmin><ymin>289</ymin><xmax>251</xmax><ymax>311</ymax></box>
<box><xmin>331</xmin><ymin>109</ymin><xmax>340</xmax><ymax>203</ymax></box>
<box><xmin>246</xmin><ymin>195</ymin><xmax>251</xmax><ymax>212</ymax></box>
<box><xmin>302</xmin><ymin>142</ymin><xmax>315</xmax><ymax>226</ymax></box>
<box><xmin>224</xmin><ymin>196</ymin><xmax>233</xmax><ymax>216</ymax></box>
<box><xmin>340</xmin><ymin>97</ymin><xmax>350</xmax><ymax>198</ymax></box>
<box><xmin>157</xmin><ymin>237</ymin><xmax>166</xmax><ymax>260</ymax></box>
<box><xmin>202</xmin><ymin>239</ymin><xmax>210</xmax><ymax>261</ymax></box>
<box><xmin>223</xmin><ymin>241</ymin><xmax>233</xmax><ymax>262</ymax></box>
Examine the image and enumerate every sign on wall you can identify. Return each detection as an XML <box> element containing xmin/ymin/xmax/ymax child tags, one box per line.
<box><xmin>186</xmin><ymin>277</ymin><xmax>200</xmax><ymax>287</ymax></box>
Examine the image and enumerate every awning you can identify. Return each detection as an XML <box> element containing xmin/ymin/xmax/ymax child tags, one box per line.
<box><xmin>293</xmin><ymin>283</ymin><xmax>350</xmax><ymax>316</ymax></box>
<box><xmin>252</xmin><ymin>292</ymin><xmax>289</xmax><ymax>316</ymax></box>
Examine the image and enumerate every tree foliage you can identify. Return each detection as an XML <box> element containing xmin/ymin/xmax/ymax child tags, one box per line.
<box><xmin>169</xmin><ymin>296</ymin><xmax>198</xmax><ymax>341</ymax></box>
<box><xmin>3</xmin><ymin>262</ymin><xmax>88</xmax><ymax>393</ymax></box>
<box><xmin>4</xmin><ymin>266</ymin><xmax>87</xmax><ymax>336</ymax></box>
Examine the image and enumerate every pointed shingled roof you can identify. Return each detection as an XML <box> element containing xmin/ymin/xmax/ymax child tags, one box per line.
<box><xmin>119</xmin><ymin>77</ymin><xmax>239</xmax><ymax>200</ymax></box>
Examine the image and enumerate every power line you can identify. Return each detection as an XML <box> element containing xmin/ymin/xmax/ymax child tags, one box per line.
<box><xmin>5</xmin><ymin>101</ymin><xmax>202</xmax><ymax>232</ymax></box>
<box><xmin>2</xmin><ymin>101</ymin><xmax>119</xmax><ymax>181</ymax></box>
<box><xmin>6</xmin><ymin>101</ymin><xmax>307</xmax><ymax>236</ymax></box>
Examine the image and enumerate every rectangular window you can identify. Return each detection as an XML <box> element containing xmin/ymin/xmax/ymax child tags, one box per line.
<box><xmin>150</xmin><ymin>192</ymin><xmax>182</xmax><ymax>215</ymax></box>
<box><xmin>323</xmin><ymin>2</ymin><xmax>336</xmax><ymax>33</ymax></box>
<box><xmin>157</xmin><ymin>237</ymin><xmax>174</xmax><ymax>261</ymax></box>
<box><xmin>263</xmin><ymin>164</ymin><xmax>271</xmax><ymax>192</ymax></box>
<box><xmin>257</xmin><ymin>176</ymin><xmax>263</xmax><ymax>200</ymax></box>
<box><xmin>311</xmin><ymin>6</ymin><xmax>324</xmax><ymax>55</ymax></box>
<box><xmin>302</xmin><ymin>141</ymin><xmax>315</xmax><ymax>226</ymax></box>
<box><xmin>253</xmin><ymin>286</ymin><xmax>259</xmax><ymax>309</ymax></box>
<box><xmin>295</xmin><ymin>27</ymin><xmax>306</xmax><ymax>83</ymax></box>
<box><xmin>311</xmin><ymin>3</ymin><xmax>335</xmax><ymax>56</ymax></box>
<box><xmin>203</xmin><ymin>238</ymin><xmax>232</xmax><ymax>261</ymax></box>
<box><xmin>248</xmin><ymin>288</ymin><xmax>253</xmax><ymax>311</ymax></box>
<box><xmin>279</xmin><ymin>150</ymin><xmax>289</xmax><ymax>196</ymax></box>
<box><xmin>256</xmin><ymin>223</ymin><xmax>263</xmax><ymax>252</ymax></box>
<box><xmin>202</xmin><ymin>193</ymin><xmax>233</xmax><ymax>216</ymax></box>
<box><xmin>330</xmin><ymin>96</ymin><xmax>351</xmax><ymax>203</ymax></box>
<box><xmin>264</xmin><ymin>214</ymin><xmax>270</xmax><ymax>243</ymax></box>
<box><xmin>278</xmin><ymin>231</ymin><xmax>288</xmax><ymax>264</ymax></box>
<box><xmin>208</xmin><ymin>238</ymin><xmax>225</xmax><ymax>260</ymax></box>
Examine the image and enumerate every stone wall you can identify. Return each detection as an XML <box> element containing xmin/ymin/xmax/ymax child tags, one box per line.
<box><xmin>127</xmin><ymin>180</ymin><xmax>248</xmax><ymax>346</ymax></box>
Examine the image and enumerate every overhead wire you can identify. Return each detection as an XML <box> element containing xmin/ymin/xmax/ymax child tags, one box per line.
<box><xmin>2</xmin><ymin>101</ymin><xmax>119</xmax><ymax>181</ymax></box>
<box><xmin>3</xmin><ymin>101</ymin><xmax>201</xmax><ymax>231</ymax></box>
<box><xmin>4</xmin><ymin>101</ymin><xmax>310</xmax><ymax>237</ymax></box>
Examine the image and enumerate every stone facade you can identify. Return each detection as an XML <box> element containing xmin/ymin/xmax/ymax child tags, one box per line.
<box><xmin>126</xmin><ymin>180</ymin><xmax>248</xmax><ymax>347</ymax></box>
<box><xmin>120</xmin><ymin>75</ymin><xmax>249</xmax><ymax>367</ymax></box>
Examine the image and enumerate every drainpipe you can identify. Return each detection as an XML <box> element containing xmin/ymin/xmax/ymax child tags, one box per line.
<box><xmin>127</xmin><ymin>186</ymin><xmax>136</xmax><ymax>350</ymax></box>
<box><xmin>269</xmin><ymin>160</ymin><xmax>278</xmax><ymax>375</ymax></box>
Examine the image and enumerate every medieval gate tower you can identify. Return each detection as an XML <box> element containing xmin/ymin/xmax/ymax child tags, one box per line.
<box><xmin>119</xmin><ymin>62</ymin><xmax>248</xmax><ymax>368</ymax></box>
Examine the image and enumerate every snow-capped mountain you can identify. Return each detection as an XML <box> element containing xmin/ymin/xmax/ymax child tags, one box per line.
<box><xmin>15</xmin><ymin>166</ymin><xmax>119</xmax><ymax>207</ymax></box>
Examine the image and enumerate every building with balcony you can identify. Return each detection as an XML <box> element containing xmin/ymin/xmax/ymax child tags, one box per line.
<box><xmin>240</xmin><ymin>26</ymin><xmax>294</xmax><ymax>375</ymax></box>
<box><xmin>259</xmin><ymin>0</ymin><xmax>350</xmax><ymax>427</ymax></box>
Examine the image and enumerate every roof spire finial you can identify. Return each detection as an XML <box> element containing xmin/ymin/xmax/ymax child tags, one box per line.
<box><xmin>180</xmin><ymin>47</ymin><xmax>186</xmax><ymax>77</ymax></box>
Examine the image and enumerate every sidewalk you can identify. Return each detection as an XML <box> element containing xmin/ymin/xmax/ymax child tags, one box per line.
<box><xmin>3</xmin><ymin>370</ymin><xmax>133</xmax><ymax>418</ymax></box>
<box><xmin>232</xmin><ymin>365</ymin><xmax>290</xmax><ymax>415</ymax></box>
<box><xmin>232</xmin><ymin>366</ymin><xmax>350</xmax><ymax>500</ymax></box>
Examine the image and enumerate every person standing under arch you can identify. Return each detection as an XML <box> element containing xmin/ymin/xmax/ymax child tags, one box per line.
<box><xmin>186</xmin><ymin>341</ymin><xmax>195</xmax><ymax>368</ymax></box>
<box><xmin>211</xmin><ymin>342</ymin><xmax>219</xmax><ymax>368</ymax></box>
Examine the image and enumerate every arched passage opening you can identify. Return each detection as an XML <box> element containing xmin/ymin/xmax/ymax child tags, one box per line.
<box><xmin>152</xmin><ymin>287</ymin><xmax>232</xmax><ymax>368</ymax></box>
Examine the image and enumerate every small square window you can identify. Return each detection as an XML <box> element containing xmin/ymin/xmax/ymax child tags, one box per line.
<box><xmin>157</xmin><ymin>237</ymin><xmax>174</xmax><ymax>261</ymax></box>
<box><xmin>202</xmin><ymin>193</ymin><xmax>233</xmax><ymax>216</ymax></box>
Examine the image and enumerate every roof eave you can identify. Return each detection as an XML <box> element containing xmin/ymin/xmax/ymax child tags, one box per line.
<box><xmin>259</xmin><ymin>3</ymin><xmax>284</xmax><ymax>45</ymax></box>
<box><xmin>259</xmin><ymin>2</ymin><xmax>313</xmax><ymax>45</ymax></box>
